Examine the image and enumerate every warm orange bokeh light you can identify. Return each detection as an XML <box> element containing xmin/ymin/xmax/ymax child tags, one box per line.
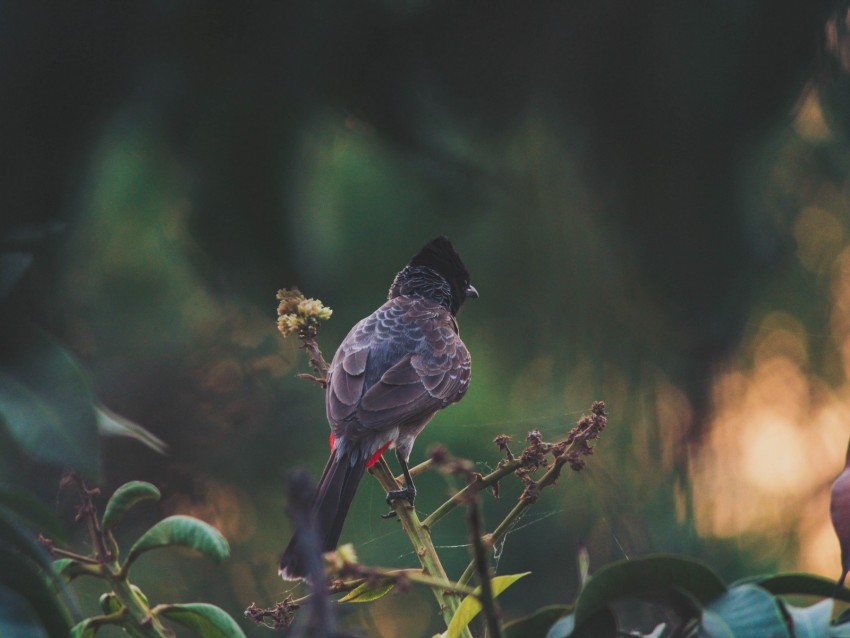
<box><xmin>689</xmin><ymin>89</ymin><xmax>850</xmax><ymax>577</ymax></box>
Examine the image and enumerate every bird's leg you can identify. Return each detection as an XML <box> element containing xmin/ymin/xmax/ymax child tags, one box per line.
<box><xmin>382</xmin><ymin>449</ymin><xmax>417</xmax><ymax>518</ymax></box>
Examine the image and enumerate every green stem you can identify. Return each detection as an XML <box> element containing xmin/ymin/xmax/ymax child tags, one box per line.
<box><xmin>110</xmin><ymin>577</ymin><xmax>174</xmax><ymax>637</ymax></box>
<box><xmin>422</xmin><ymin>458</ymin><xmax>522</xmax><ymax>529</ymax></box>
<box><xmin>369</xmin><ymin>457</ymin><xmax>473</xmax><ymax>638</ymax></box>
<box><xmin>395</xmin><ymin>458</ymin><xmax>433</xmax><ymax>482</ymax></box>
<box><xmin>458</xmin><ymin>456</ymin><xmax>569</xmax><ymax>587</ymax></box>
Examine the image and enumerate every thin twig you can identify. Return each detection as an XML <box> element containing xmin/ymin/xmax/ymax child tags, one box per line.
<box><xmin>422</xmin><ymin>458</ymin><xmax>522</xmax><ymax>529</ymax></box>
<box><xmin>300</xmin><ymin>329</ymin><xmax>330</xmax><ymax>384</ymax></box>
<box><xmin>457</xmin><ymin>455</ymin><xmax>569</xmax><ymax>587</ymax></box>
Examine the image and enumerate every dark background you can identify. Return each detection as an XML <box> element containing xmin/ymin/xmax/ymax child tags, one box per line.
<box><xmin>3</xmin><ymin>2</ymin><xmax>850</xmax><ymax>635</ymax></box>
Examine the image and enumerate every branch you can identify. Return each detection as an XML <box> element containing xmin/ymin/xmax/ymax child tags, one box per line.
<box><xmin>299</xmin><ymin>327</ymin><xmax>330</xmax><ymax>384</ymax></box>
<box><xmin>421</xmin><ymin>458</ymin><xmax>522</xmax><ymax>529</ymax></box>
<box><xmin>457</xmin><ymin>403</ymin><xmax>607</xmax><ymax>587</ymax></box>
<box><xmin>368</xmin><ymin>457</ymin><xmax>474</xmax><ymax>638</ymax></box>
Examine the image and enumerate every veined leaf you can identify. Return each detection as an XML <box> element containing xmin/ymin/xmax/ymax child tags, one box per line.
<box><xmin>101</xmin><ymin>481</ymin><xmax>161</xmax><ymax>531</ymax></box>
<box><xmin>124</xmin><ymin>515</ymin><xmax>229</xmax><ymax>571</ymax></box>
<box><xmin>783</xmin><ymin>598</ymin><xmax>833</xmax><ymax>638</ymax></box>
<box><xmin>699</xmin><ymin>584</ymin><xmax>789</xmax><ymax>638</ymax></box>
<box><xmin>157</xmin><ymin>603</ymin><xmax>246</xmax><ymax>638</ymax></box>
<box><xmin>442</xmin><ymin>572</ymin><xmax>530</xmax><ymax>638</ymax></box>
<box><xmin>751</xmin><ymin>572</ymin><xmax>850</xmax><ymax>604</ymax></box>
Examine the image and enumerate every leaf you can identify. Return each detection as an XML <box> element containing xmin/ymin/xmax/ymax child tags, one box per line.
<box><xmin>503</xmin><ymin>605</ymin><xmax>570</xmax><ymax>638</ymax></box>
<box><xmin>158</xmin><ymin>602</ymin><xmax>246</xmax><ymax>638</ymax></box>
<box><xmin>0</xmin><ymin>512</ymin><xmax>78</xmax><ymax>613</ymax></box>
<box><xmin>101</xmin><ymin>481</ymin><xmax>161</xmax><ymax>531</ymax></box>
<box><xmin>124</xmin><ymin>515</ymin><xmax>229</xmax><ymax>571</ymax></box>
<box><xmin>0</xmin><ymin>488</ymin><xmax>66</xmax><ymax>542</ymax></box>
<box><xmin>577</xmin><ymin>543</ymin><xmax>590</xmax><ymax>590</ymax></box>
<box><xmin>338</xmin><ymin>579</ymin><xmax>395</xmax><ymax>603</ymax></box>
<box><xmin>783</xmin><ymin>598</ymin><xmax>833</xmax><ymax>638</ymax></box>
<box><xmin>442</xmin><ymin>572</ymin><xmax>530</xmax><ymax>638</ymax></box>
<box><xmin>545</xmin><ymin>614</ymin><xmax>575</xmax><ymax>638</ymax></box>
<box><xmin>753</xmin><ymin>573</ymin><xmax>850</xmax><ymax>604</ymax></box>
<box><xmin>574</xmin><ymin>554</ymin><xmax>726</xmax><ymax>626</ymax></box>
<box><xmin>0</xmin><ymin>583</ymin><xmax>49</xmax><ymax>638</ymax></box>
<box><xmin>0</xmin><ymin>325</ymin><xmax>100</xmax><ymax>480</ymax></box>
<box><xmin>699</xmin><ymin>584</ymin><xmax>790</xmax><ymax>638</ymax></box>
<box><xmin>95</xmin><ymin>404</ymin><xmax>168</xmax><ymax>455</ymax></box>
<box><xmin>69</xmin><ymin>620</ymin><xmax>96</xmax><ymax>638</ymax></box>
<box><xmin>0</xmin><ymin>548</ymin><xmax>73</xmax><ymax>638</ymax></box>
<box><xmin>542</xmin><ymin>608</ymin><xmax>619</xmax><ymax>638</ymax></box>
<box><xmin>52</xmin><ymin>559</ymin><xmax>98</xmax><ymax>582</ymax></box>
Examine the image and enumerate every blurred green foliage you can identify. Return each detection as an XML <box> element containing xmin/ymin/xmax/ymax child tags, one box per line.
<box><xmin>2</xmin><ymin>1</ymin><xmax>850</xmax><ymax>635</ymax></box>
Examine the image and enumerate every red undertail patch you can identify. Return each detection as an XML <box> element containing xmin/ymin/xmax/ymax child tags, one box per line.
<box><xmin>366</xmin><ymin>441</ymin><xmax>392</xmax><ymax>468</ymax></box>
<box><xmin>329</xmin><ymin>433</ymin><xmax>390</xmax><ymax>468</ymax></box>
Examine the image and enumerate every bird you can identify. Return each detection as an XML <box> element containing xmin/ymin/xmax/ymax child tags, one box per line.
<box><xmin>831</xmin><ymin>437</ymin><xmax>850</xmax><ymax>589</ymax></box>
<box><xmin>279</xmin><ymin>236</ymin><xmax>477</xmax><ymax>580</ymax></box>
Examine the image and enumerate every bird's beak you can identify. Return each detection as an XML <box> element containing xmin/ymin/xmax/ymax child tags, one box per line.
<box><xmin>465</xmin><ymin>284</ymin><xmax>479</xmax><ymax>299</ymax></box>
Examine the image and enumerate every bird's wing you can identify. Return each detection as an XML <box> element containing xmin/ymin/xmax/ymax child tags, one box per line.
<box><xmin>357</xmin><ymin>328</ymin><xmax>470</xmax><ymax>432</ymax></box>
<box><xmin>326</xmin><ymin>300</ymin><xmax>470</xmax><ymax>438</ymax></box>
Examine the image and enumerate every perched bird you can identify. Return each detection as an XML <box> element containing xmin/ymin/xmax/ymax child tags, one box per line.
<box><xmin>279</xmin><ymin>236</ymin><xmax>477</xmax><ymax>580</ymax></box>
<box><xmin>831</xmin><ymin>437</ymin><xmax>850</xmax><ymax>589</ymax></box>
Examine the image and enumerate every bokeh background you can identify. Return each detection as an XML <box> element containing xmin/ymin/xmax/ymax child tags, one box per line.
<box><xmin>4</xmin><ymin>1</ymin><xmax>850</xmax><ymax>635</ymax></box>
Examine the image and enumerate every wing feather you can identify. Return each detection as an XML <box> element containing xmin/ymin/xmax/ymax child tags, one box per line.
<box><xmin>325</xmin><ymin>297</ymin><xmax>471</xmax><ymax>440</ymax></box>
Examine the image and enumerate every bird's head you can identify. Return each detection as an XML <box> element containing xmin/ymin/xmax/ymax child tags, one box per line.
<box><xmin>389</xmin><ymin>236</ymin><xmax>478</xmax><ymax>314</ymax></box>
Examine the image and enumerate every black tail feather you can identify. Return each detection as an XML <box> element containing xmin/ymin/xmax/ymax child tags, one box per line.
<box><xmin>279</xmin><ymin>448</ymin><xmax>367</xmax><ymax>580</ymax></box>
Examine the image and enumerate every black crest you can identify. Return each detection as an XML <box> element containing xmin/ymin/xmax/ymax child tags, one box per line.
<box><xmin>409</xmin><ymin>236</ymin><xmax>470</xmax><ymax>289</ymax></box>
<box><xmin>388</xmin><ymin>236</ymin><xmax>475</xmax><ymax>314</ymax></box>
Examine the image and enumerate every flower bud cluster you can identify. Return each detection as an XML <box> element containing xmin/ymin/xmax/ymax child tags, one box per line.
<box><xmin>276</xmin><ymin>288</ymin><xmax>333</xmax><ymax>337</ymax></box>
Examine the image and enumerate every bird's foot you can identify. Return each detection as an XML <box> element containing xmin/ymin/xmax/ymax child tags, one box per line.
<box><xmin>381</xmin><ymin>485</ymin><xmax>416</xmax><ymax>519</ymax></box>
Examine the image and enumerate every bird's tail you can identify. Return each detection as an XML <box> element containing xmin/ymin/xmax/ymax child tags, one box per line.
<box><xmin>279</xmin><ymin>446</ymin><xmax>367</xmax><ymax>580</ymax></box>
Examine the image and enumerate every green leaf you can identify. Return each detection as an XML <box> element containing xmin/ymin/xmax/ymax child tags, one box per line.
<box><xmin>95</xmin><ymin>404</ymin><xmax>168</xmax><ymax>455</ymax></box>
<box><xmin>338</xmin><ymin>579</ymin><xmax>395</xmax><ymax>603</ymax></box>
<box><xmin>0</xmin><ymin>325</ymin><xmax>100</xmax><ymax>480</ymax></box>
<box><xmin>572</xmin><ymin>607</ymin><xmax>617</xmax><ymax>638</ymax></box>
<box><xmin>753</xmin><ymin>573</ymin><xmax>850</xmax><ymax>604</ymax></box>
<box><xmin>577</xmin><ymin>543</ymin><xmax>590</xmax><ymax>590</ymax></box>
<box><xmin>158</xmin><ymin>602</ymin><xmax>246</xmax><ymax>638</ymax></box>
<box><xmin>101</xmin><ymin>481</ymin><xmax>161</xmax><ymax>531</ymax></box>
<box><xmin>124</xmin><ymin>515</ymin><xmax>229</xmax><ymax>571</ymax></box>
<box><xmin>545</xmin><ymin>614</ymin><xmax>575</xmax><ymax>638</ymax></box>
<box><xmin>0</xmin><ymin>583</ymin><xmax>49</xmax><ymax>638</ymax></box>
<box><xmin>442</xmin><ymin>572</ymin><xmax>530</xmax><ymax>638</ymax></box>
<box><xmin>783</xmin><ymin>598</ymin><xmax>833</xmax><ymax>638</ymax></box>
<box><xmin>69</xmin><ymin>620</ymin><xmax>96</xmax><ymax>638</ymax></box>
<box><xmin>0</xmin><ymin>488</ymin><xmax>66</xmax><ymax>542</ymax></box>
<box><xmin>699</xmin><ymin>584</ymin><xmax>790</xmax><ymax>638</ymax></box>
<box><xmin>503</xmin><ymin>605</ymin><xmax>570</xmax><ymax>638</ymax></box>
<box><xmin>52</xmin><ymin>559</ymin><xmax>99</xmax><ymax>582</ymax></box>
<box><xmin>574</xmin><ymin>554</ymin><xmax>726</xmax><ymax>626</ymax></box>
<box><xmin>0</xmin><ymin>548</ymin><xmax>73</xmax><ymax>638</ymax></box>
